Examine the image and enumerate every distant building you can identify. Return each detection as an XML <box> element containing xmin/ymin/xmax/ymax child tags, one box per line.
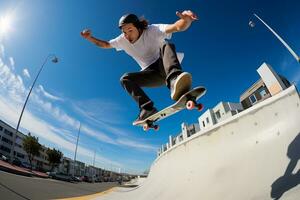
<box><xmin>74</xmin><ymin>160</ymin><xmax>85</xmax><ymax>176</ymax></box>
<box><xmin>198</xmin><ymin>102</ymin><xmax>243</xmax><ymax>130</ymax></box>
<box><xmin>35</xmin><ymin>144</ymin><xmax>51</xmax><ymax>171</ymax></box>
<box><xmin>240</xmin><ymin>62</ymin><xmax>291</xmax><ymax>109</ymax></box>
<box><xmin>0</xmin><ymin>119</ymin><xmax>50</xmax><ymax>171</ymax></box>
<box><xmin>181</xmin><ymin>122</ymin><xmax>200</xmax><ymax>137</ymax></box>
<box><xmin>157</xmin><ymin>102</ymin><xmax>243</xmax><ymax>156</ymax></box>
<box><xmin>59</xmin><ymin>157</ymin><xmax>73</xmax><ymax>174</ymax></box>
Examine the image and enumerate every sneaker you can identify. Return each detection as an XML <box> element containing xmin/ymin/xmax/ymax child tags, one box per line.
<box><xmin>170</xmin><ymin>72</ymin><xmax>192</xmax><ymax>101</ymax></box>
<box><xmin>132</xmin><ymin>107</ymin><xmax>158</xmax><ymax>125</ymax></box>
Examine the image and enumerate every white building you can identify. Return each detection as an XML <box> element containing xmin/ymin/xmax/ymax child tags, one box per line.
<box><xmin>240</xmin><ymin>62</ymin><xmax>291</xmax><ymax>109</ymax></box>
<box><xmin>0</xmin><ymin>120</ymin><xmax>28</xmax><ymax>163</ymax></box>
<box><xmin>0</xmin><ymin>119</ymin><xmax>50</xmax><ymax>170</ymax></box>
<box><xmin>198</xmin><ymin>102</ymin><xmax>243</xmax><ymax>130</ymax></box>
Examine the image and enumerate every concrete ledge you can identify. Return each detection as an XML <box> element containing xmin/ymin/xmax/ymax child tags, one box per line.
<box><xmin>93</xmin><ymin>85</ymin><xmax>300</xmax><ymax>200</ymax></box>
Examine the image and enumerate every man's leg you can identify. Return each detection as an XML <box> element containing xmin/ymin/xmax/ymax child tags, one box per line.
<box><xmin>159</xmin><ymin>42</ymin><xmax>192</xmax><ymax>100</ymax></box>
<box><xmin>159</xmin><ymin>42</ymin><xmax>182</xmax><ymax>85</ymax></box>
<box><xmin>120</xmin><ymin>62</ymin><xmax>164</xmax><ymax>110</ymax></box>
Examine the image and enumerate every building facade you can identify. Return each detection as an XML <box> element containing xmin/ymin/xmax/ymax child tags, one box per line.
<box><xmin>240</xmin><ymin>62</ymin><xmax>291</xmax><ymax>109</ymax></box>
<box><xmin>198</xmin><ymin>102</ymin><xmax>243</xmax><ymax>130</ymax></box>
<box><xmin>0</xmin><ymin>119</ymin><xmax>50</xmax><ymax>171</ymax></box>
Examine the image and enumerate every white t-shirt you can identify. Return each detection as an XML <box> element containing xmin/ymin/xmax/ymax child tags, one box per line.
<box><xmin>109</xmin><ymin>24</ymin><xmax>172</xmax><ymax>70</ymax></box>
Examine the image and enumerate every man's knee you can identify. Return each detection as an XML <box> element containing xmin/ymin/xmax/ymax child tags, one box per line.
<box><xmin>120</xmin><ymin>73</ymin><xmax>131</xmax><ymax>86</ymax></box>
<box><xmin>160</xmin><ymin>42</ymin><xmax>175</xmax><ymax>50</ymax></box>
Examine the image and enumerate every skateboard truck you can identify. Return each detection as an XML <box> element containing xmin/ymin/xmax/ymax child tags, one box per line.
<box><xmin>186</xmin><ymin>99</ymin><xmax>204</xmax><ymax>111</ymax></box>
<box><xmin>133</xmin><ymin>86</ymin><xmax>206</xmax><ymax>132</ymax></box>
<box><xmin>143</xmin><ymin>121</ymin><xmax>160</xmax><ymax>131</ymax></box>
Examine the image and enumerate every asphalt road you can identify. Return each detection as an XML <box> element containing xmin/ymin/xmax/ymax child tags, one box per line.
<box><xmin>0</xmin><ymin>170</ymin><xmax>118</xmax><ymax>200</ymax></box>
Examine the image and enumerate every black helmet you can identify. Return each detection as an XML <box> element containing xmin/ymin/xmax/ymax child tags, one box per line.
<box><xmin>118</xmin><ymin>14</ymin><xmax>139</xmax><ymax>28</ymax></box>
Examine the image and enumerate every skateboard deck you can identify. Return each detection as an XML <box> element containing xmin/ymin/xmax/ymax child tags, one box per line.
<box><xmin>133</xmin><ymin>86</ymin><xmax>206</xmax><ymax>131</ymax></box>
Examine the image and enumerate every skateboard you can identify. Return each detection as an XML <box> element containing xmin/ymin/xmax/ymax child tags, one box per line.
<box><xmin>133</xmin><ymin>86</ymin><xmax>206</xmax><ymax>131</ymax></box>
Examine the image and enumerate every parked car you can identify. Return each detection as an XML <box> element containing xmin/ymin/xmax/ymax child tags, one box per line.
<box><xmin>0</xmin><ymin>154</ymin><xmax>8</xmax><ymax>161</ymax></box>
<box><xmin>12</xmin><ymin>158</ymin><xmax>22</xmax><ymax>166</ymax></box>
<box><xmin>21</xmin><ymin>162</ymin><xmax>31</xmax><ymax>169</ymax></box>
<box><xmin>47</xmin><ymin>172</ymin><xmax>72</xmax><ymax>182</ymax></box>
<box><xmin>81</xmin><ymin>175</ymin><xmax>93</xmax><ymax>183</ymax></box>
<box><xmin>71</xmin><ymin>176</ymin><xmax>82</xmax><ymax>182</ymax></box>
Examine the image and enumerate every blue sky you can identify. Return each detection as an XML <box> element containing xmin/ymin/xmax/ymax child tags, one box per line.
<box><xmin>0</xmin><ymin>0</ymin><xmax>299</xmax><ymax>174</ymax></box>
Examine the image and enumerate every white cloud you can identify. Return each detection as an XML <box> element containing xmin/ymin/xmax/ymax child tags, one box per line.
<box><xmin>0</xmin><ymin>44</ymin><xmax>4</xmax><ymax>57</ymax></box>
<box><xmin>72</xmin><ymin>99</ymin><xmax>126</xmax><ymax>125</ymax></box>
<box><xmin>81</xmin><ymin>125</ymin><xmax>117</xmax><ymax>145</ymax></box>
<box><xmin>9</xmin><ymin>57</ymin><xmax>14</xmax><ymax>70</ymax></box>
<box><xmin>22</xmin><ymin>68</ymin><xmax>30</xmax><ymax>79</ymax></box>
<box><xmin>116</xmin><ymin>138</ymin><xmax>158</xmax><ymax>152</ymax></box>
<box><xmin>0</xmin><ymin>59</ymin><xmax>26</xmax><ymax>103</ymax></box>
<box><xmin>0</xmin><ymin>96</ymin><xmax>120</xmax><ymax>167</ymax></box>
<box><xmin>72</xmin><ymin>103</ymin><xmax>130</xmax><ymax>138</ymax></box>
<box><xmin>37</xmin><ymin>85</ymin><xmax>64</xmax><ymax>101</ymax></box>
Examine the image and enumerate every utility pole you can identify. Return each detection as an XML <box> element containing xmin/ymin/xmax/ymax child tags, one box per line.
<box><xmin>250</xmin><ymin>13</ymin><xmax>300</xmax><ymax>63</ymax></box>
<box><xmin>73</xmin><ymin>122</ymin><xmax>81</xmax><ymax>176</ymax></box>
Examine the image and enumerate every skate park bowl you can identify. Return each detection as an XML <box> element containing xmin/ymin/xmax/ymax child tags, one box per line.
<box><xmin>92</xmin><ymin>85</ymin><xmax>300</xmax><ymax>200</ymax></box>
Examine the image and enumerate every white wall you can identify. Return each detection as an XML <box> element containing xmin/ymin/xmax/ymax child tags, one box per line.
<box><xmin>198</xmin><ymin>109</ymin><xmax>216</xmax><ymax>130</ymax></box>
<box><xmin>97</xmin><ymin>85</ymin><xmax>300</xmax><ymax>200</ymax></box>
<box><xmin>257</xmin><ymin>62</ymin><xmax>287</xmax><ymax>95</ymax></box>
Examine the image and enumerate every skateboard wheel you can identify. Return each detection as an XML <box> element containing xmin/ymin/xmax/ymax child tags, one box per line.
<box><xmin>143</xmin><ymin>124</ymin><xmax>149</xmax><ymax>131</ymax></box>
<box><xmin>153</xmin><ymin>125</ymin><xmax>159</xmax><ymax>131</ymax></box>
<box><xmin>197</xmin><ymin>103</ymin><xmax>204</xmax><ymax>111</ymax></box>
<box><xmin>186</xmin><ymin>100</ymin><xmax>195</xmax><ymax>110</ymax></box>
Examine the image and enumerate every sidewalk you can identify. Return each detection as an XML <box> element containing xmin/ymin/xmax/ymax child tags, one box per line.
<box><xmin>0</xmin><ymin>159</ymin><xmax>48</xmax><ymax>178</ymax></box>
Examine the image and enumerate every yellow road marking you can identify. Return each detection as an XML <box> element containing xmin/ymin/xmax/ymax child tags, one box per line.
<box><xmin>55</xmin><ymin>187</ymin><xmax>116</xmax><ymax>200</ymax></box>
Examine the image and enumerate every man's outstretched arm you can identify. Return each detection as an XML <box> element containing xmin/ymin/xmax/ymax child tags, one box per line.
<box><xmin>165</xmin><ymin>10</ymin><xmax>198</xmax><ymax>34</ymax></box>
<box><xmin>81</xmin><ymin>29</ymin><xmax>112</xmax><ymax>49</ymax></box>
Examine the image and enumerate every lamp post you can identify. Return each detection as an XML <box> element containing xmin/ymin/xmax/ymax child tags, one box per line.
<box><xmin>249</xmin><ymin>13</ymin><xmax>300</xmax><ymax>63</ymax></box>
<box><xmin>73</xmin><ymin>122</ymin><xmax>81</xmax><ymax>177</ymax></box>
<box><xmin>11</xmin><ymin>54</ymin><xmax>58</xmax><ymax>162</ymax></box>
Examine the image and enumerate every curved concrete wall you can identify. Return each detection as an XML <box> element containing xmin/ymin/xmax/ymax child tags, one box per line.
<box><xmin>97</xmin><ymin>85</ymin><xmax>300</xmax><ymax>200</ymax></box>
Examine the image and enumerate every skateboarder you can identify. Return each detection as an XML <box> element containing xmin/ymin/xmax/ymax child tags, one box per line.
<box><xmin>81</xmin><ymin>10</ymin><xmax>198</xmax><ymax>124</ymax></box>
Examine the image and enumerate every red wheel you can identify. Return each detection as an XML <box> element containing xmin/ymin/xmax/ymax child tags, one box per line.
<box><xmin>186</xmin><ymin>100</ymin><xmax>195</xmax><ymax>110</ymax></box>
<box><xmin>153</xmin><ymin>125</ymin><xmax>159</xmax><ymax>131</ymax></box>
<box><xmin>197</xmin><ymin>103</ymin><xmax>204</xmax><ymax>111</ymax></box>
<box><xmin>143</xmin><ymin>124</ymin><xmax>149</xmax><ymax>131</ymax></box>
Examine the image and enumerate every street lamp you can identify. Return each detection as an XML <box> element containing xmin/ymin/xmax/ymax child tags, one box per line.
<box><xmin>10</xmin><ymin>54</ymin><xmax>59</xmax><ymax>162</ymax></box>
<box><xmin>249</xmin><ymin>13</ymin><xmax>300</xmax><ymax>63</ymax></box>
<box><xmin>73</xmin><ymin>122</ymin><xmax>81</xmax><ymax>177</ymax></box>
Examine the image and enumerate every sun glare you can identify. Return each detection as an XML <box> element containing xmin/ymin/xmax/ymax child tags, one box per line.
<box><xmin>0</xmin><ymin>15</ymin><xmax>12</xmax><ymax>34</ymax></box>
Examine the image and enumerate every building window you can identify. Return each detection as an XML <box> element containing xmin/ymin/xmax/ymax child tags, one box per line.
<box><xmin>206</xmin><ymin>117</ymin><xmax>210</xmax><ymax>124</ymax></box>
<box><xmin>17</xmin><ymin>152</ymin><xmax>25</xmax><ymax>159</ymax></box>
<box><xmin>0</xmin><ymin>145</ymin><xmax>11</xmax><ymax>153</ymax></box>
<box><xmin>249</xmin><ymin>94</ymin><xmax>257</xmax><ymax>104</ymax></box>
<box><xmin>231</xmin><ymin>110</ymin><xmax>237</xmax><ymax>115</ymax></box>
<box><xmin>215</xmin><ymin>110</ymin><xmax>221</xmax><ymax>119</ymax></box>
<box><xmin>4</xmin><ymin>129</ymin><xmax>13</xmax><ymax>137</ymax></box>
<box><xmin>0</xmin><ymin>126</ymin><xmax>3</xmax><ymax>131</ymax></box>
<box><xmin>16</xmin><ymin>135</ymin><xmax>22</xmax><ymax>140</ymax></box>
<box><xmin>258</xmin><ymin>88</ymin><xmax>267</xmax><ymax>98</ymax></box>
<box><xmin>202</xmin><ymin>121</ymin><xmax>205</xmax><ymax>127</ymax></box>
<box><xmin>2</xmin><ymin>137</ymin><xmax>13</xmax><ymax>145</ymax></box>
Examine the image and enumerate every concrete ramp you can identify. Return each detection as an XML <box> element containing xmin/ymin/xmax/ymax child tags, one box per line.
<box><xmin>96</xmin><ymin>85</ymin><xmax>300</xmax><ymax>200</ymax></box>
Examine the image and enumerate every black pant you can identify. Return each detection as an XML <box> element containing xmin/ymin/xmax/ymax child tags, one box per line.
<box><xmin>120</xmin><ymin>42</ymin><xmax>182</xmax><ymax>109</ymax></box>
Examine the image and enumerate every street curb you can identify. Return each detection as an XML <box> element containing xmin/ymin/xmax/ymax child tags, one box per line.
<box><xmin>0</xmin><ymin>165</ymin><xmax>33</xmax><ymax>177</ymax></box>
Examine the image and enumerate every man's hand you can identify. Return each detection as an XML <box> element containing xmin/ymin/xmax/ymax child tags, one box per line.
<box><xmin>176</xmin><ymin>10</ymin><xmax>198</xmax><ymax>22</ymax></box>
<box><xmin>81</xmin><ymin>29</ymin><xmax>92</xmax><ymax>39</ymax></box>
<box><xmin>80</xmin><ymin>29</ymin><xmax>112</xmax><ymax>49</ymax></box>
<box><xmin>165</xmin><ymin>10</ymin><xmax>198</xmax><ymax>34</ymax></box>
